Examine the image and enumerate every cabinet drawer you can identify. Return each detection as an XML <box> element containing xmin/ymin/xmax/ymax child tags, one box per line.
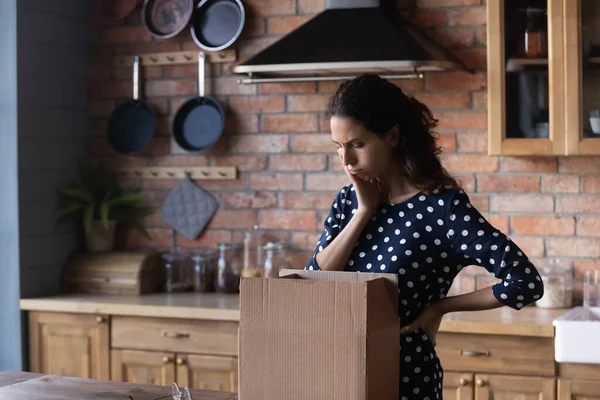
<box><xmin>436</xmin><ymin>332</ymin><xmax>555</xmax><ymax>377</ymax></box>
<box><xmin>111</xmin><ymin>316</ymin><xmax>238</xmax><ymax>356</ymax></box>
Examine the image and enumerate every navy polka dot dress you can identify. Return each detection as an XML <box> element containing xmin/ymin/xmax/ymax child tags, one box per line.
<box><xmin>304</xmin><ymin>185</ymin><xmax>544</xmax><ymax>399</ymax></box>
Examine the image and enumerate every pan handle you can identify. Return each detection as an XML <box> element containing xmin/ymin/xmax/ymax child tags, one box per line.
<box><xmin>133</xmin><ymin>55</ymin><xmax>140</xmax><ymax>101</ymax></box>
<box><xmin>198</xmin><ymin>52</ymin><xmax>205</xmax><ymax>97</ymax></box>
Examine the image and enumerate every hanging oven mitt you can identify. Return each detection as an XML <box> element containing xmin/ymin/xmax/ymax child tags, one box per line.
<box><xmin>160</xmin><ymin>175</ymin><xmax>218</xmax><ymax>240</ymax></box>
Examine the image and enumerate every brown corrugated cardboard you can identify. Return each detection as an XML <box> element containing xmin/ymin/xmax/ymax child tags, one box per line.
<box><xmin>239</xmin><ymin>270</ymin><xmax>400</xmax><ymax>400</ymax></box>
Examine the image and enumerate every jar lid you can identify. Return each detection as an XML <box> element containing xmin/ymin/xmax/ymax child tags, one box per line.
<box><xmin>218</xmin><ymin>242</ymin><xmax>242</xmax><ymax>250</ymax></box>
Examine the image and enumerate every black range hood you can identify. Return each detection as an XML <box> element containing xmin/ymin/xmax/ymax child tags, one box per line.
<box><xmin>232</xmin><ymin>0</ymin><xmax>469</xmax><ymax>83</ymax></box>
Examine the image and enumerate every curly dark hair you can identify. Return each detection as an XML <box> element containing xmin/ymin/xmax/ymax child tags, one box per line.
<box><xmin>326</xmin><ymin>73</ymin><xmax>459</xmax><ymax>193</ymax></box>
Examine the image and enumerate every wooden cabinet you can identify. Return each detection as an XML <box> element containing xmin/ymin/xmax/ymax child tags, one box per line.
<box><xmin>111</xmin><ymin>349</ymin><xmax>175</xmax><ymax>386</ymax></box>
<box><xmin>444</xmin><ymin>373</ymin><xmax>555</xmax><ymax>399</ymax></box>
<box><xmin>487</xmin><ymin>0</ymin><xmax>600</xmax><ymax>156</ymax></box>
<box><xmin>177</xmin><ymin>354</ymin><xmax>238</xmax><ymax>392</ymax></box>
<box><xmin>558</xmin><ymin>379</ymin><xmax>600</xmax><ymax>399</ymax></box>
<box><xmin>28</xmin><ymin>311</ymin><xmax>110</xmax><ymax>380</ymax></box>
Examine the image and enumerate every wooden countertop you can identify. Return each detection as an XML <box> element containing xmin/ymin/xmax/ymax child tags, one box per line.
<box><xmin>20</xmin><ymin>293</ymin><xmax>569</xmax><ymax>337</ymax></box>
<box><xmin>0</xmin><ymin>371</ymin><xmax>237</xmax><ymax>399</ymax></box>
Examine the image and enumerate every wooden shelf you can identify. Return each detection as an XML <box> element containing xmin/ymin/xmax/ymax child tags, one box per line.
<box><xmin>112</xmin><ymin>50</ymin><xmax>236</xmax><ymax>67</ymax></box>
<box><xmin>113</xmin><ymin>166</ymin><xmax>237</xmax><ymax>180</ymax></box>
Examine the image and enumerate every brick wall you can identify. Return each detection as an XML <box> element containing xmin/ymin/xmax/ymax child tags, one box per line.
<box><xmin>88</xmin><ymin>0</ymin><xmax>599</xmax><ymax>302</ymax></box>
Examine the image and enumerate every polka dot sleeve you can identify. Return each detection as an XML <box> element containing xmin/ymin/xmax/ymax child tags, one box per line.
<box><xmin>303</xmin><ymin>186</ymin><xmax>348</xmax><ymax>271</ymax></box>
<box><xmin>445</xmin><ymin>189</ymin><xmax>544</xmax><ymax>310</ymax></box>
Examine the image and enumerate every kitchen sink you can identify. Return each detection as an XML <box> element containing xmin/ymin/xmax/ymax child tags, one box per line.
<box><xmin>553</xmin><ymin>307</ymin><xmax>600</xmax><ymax>364</ymax></box>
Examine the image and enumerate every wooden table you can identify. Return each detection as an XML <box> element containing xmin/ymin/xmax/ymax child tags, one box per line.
<box><xmin>0</xmin><ymin>371</ymin><xmax>238</xmax><ymax>399</ymax></box>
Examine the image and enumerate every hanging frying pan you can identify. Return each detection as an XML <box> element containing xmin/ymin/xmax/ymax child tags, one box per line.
<box><xmin>190</xmin><ymin>0</ymin><xmax>245</xmax><ymax>51</ymax></box>
<box><xmin>172</xmin><ymin>52</ymin><xmax>225</xmax><ymax>152</ymax></box>
<box><xmin>101</xmin><ymin>0</ymin><xmax>141</xmax><ymax>20</ymax></box>
<box><xmin>141</xmin><ymin>0</ymin><xmax>194</xmax><ymax>39</ymax></box>
<box><xmin>107</xmin><ymin>56</ymin><xmax>156</xmax><ymax>154</ymax></box>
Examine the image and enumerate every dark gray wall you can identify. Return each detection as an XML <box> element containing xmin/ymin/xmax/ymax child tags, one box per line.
<box><xmin>0</xmin><ymin>0</ymin><xmax>21</xmax><ymax>372</ymax></box>
<box><xmin>17</xmin><ymin>0</ymin><xmax>89</xmax><ymax>298</ymax></box>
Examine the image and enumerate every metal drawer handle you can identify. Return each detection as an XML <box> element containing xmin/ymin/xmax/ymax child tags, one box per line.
<box><xmin>163</xmin><ymin>331</ymin><xmax>190</xmax><ymax>339</ymax></box>
<box><xmin>459</xmin><ymin>350</ymin><xmax>491</xmax><ymax>357</ymax></box>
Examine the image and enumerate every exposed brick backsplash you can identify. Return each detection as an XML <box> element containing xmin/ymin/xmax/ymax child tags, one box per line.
<box><xmin>89</xmin><ymin>0</ymin><xmax>600</xmax><ymax>303</ymax></box>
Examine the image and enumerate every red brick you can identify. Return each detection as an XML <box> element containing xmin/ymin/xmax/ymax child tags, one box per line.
<box><xmin>454</xmin><ymin>48</ymin><xmax>487</xmax><ymax>70</ymax></box>
<box><xmin>329</xmin><ymin>154</ymin><xmax>344</xmax><ymax>171</ymax></box>
<box><xmin>293</xmin><ymin>231</ymin><xmax>322</xmax><ymax>251</ymax></box>
<box><xmin>449</xmin><ymin>7</ymin><xmax>486</xmax><ymax>26</ymax></box>
<box><xmin>116</xmin><ymin>42</ymin><xmax>181</xmax><ymax>57</ymax></box>
<box><xmin>548</xmin><ymin>238</ymin><xmax>600</xmax><ymax>258</ymax></box>
<box><xmin>457</xmin><ymin>132</ymin><xmax>487</xmax><ymax>153</ymax></box>
<box><xmin>213</xmin><ymin>77</ymin><xmax>257</xmax><ymax>95</ymax></box>
<box><xmin>287</xmin><ymin>94</ymin><xmax>330</xmax><ymax>112</ymax></box>
<box><xmin>291</xmin><ymin>134</ymin><xmax>337</xmax><ymax>152</ymax></box>
<box><xmin>305</xmin><ymin>173</ymin><xmax>348</xmax><ymax>191</ymax></box>
<box><xmin>468</xmin><ymin>194</ymin><xmax>489</xmax><ymax>212</ymax></box>
<box><xmin>259</xmin><ymin>82</ymin><xmax>317</xmax><ymax>94</ymax></box>
<box><xmin>491</xmin><ymin>195</ymin><xmax>554</xmax><ymax>213</ymax></box>
<box><xmin>477</xmin><ymin>175</ymin><xmax>540</xmax><ymax>193</ymax></box>
<box><xmin>428</xmin><ymin>71</ymin><xmax>487</xmax><ymax>91</ymax></box>
<box><xmin>164</xmin><ymin>64</ymin><xmax>219</xmax><ymax>78</ymax></box>
<box><xmin>289</xmin><ymin>251</ymin><xmax>314</xmax><ymax>267</ymax></box>
<box><xmin>114</xmin><ymin>66</ymin><xmax>162</xmax><ymax>81</ymax></box>
<box><xmin>145</xmin><ymin>80</ymin><xmax>196</xmax><ymax>97</ymax></box>
<box><xmin>212</xmin><ymin>156</ymin><xmax>267</xmax><ymax>171</ymax></box>
<box><xmin>408</xmin><ymin>9</ymin><xmax>448</xmax><ymax>28</ymax></box>
<box><xmin>262</xmin><ymin>114</ymin><xmax>318</xmax><ymax>132</ymax></box>
<box><xmin>577</xmin><ymin>217</ymin><xmax>600</xmax><ymax>237</ymax></box>
<box><xmin>509</xmin><ymin>236</ymin><xmax>545</xmax><ymax>257</ymax></box>
<box><xmin>298</xmin><ymin>0</ymin><xmax>325</xmax><ymax>13</ymax></box>
<box><xmin>484</xmin><ymin>215</ymin><xmax>510</xmax><ymax>234</ymax></box>
<box><xmin>154</xmin><ymin>155</ymin><xmax>209</xmax><ymax>167</ymax></box>
<box><xmin>90</xmin><ymin>81</ymin><xmax>132</xmax><ymax>100</ymax></box>
<box><xmin>126</xmin><ymin>228</ymin><xmax>232</xmax><ymax>249</ymax></box>
<box><xmin>208</xmin><ymin>210</ymin><xmax>257</xmax><ymax>229</ymax></box>
<box><xmin>96</xmin><ymin>156</ymin><xmax>152</xmax><ymax>169</ymax></box>
<box><xmin>582</xmin><ymin>176</ymin><xmax>600</xmax><ymax>193</ymax></box>
<box><xmin>141</xmin><ymin>178</ymin><xmax>243</xmax><ymax>191</ymax></box>
<box><xmin>224</xmin><ymin>114</ymin><xmax>259</xmax><ymax>133</ymax></box>
<box><xmin>472</xmin><ymin>92</ymin><xmax>487</xmax><ymax>109</ymax></box>
<box><xmin>88</xmin><ymin>63</ymin><xmax>111</xmax><ymax>81</ymax></box>
<box><xmin>249</xmin><ymin>173</ymin><xmax>304</xmax><ymax>190</ymax></box>
<box><xmin>428</xmin><ymin>27</ymin><xmax>475</xmax><ymax>49</ymax></box>
<box><xmin>319</xmin><ymin>113</ymin><xmax>331</xmax><ymax>132</ymax></box>
<box><xmin>556</xmin><ymin>196</ymin><xmax>600</xmax><ymax>213</ymax></box>
<box><xmin>170</xmin><ymin>133</ymin><xmax>228</xmax><ymax>156</ymax></box>
<box><xmin>246</xmin><ymin>0</ymin><xmax>296</xmax><ymax>15</ymax></box>
<box><xmin>390</xmin><ymin>79</ymin><xmax>427</xmax><ymax>93</ymax></box>
<box><xmin>456</xmin><ymin>174</ymin><xmax>476</xmax><ymax>192</ymax></box>
<box><xmin>281</xmin><ymin>193</ymin><xmax>336</xmax><ymax>210</ymax></box>
<box><xmin>239</xmin><ymin>37</ymin><xmax>279</xmax><ymax>59</ymax></box>
<box><xmin>91</xmin><ymin>120</ymin><xmax>108</xmax><ymax>137</ymax></box>
<box><xmin>243</xmin><ymin>17</ymin><xmax>266</xmax><ymax>37</ymax></box>
<box><xmin>502</xmin><ymin>157</ymin><xmax>558</xmax><ymax>173</ymax></box>
<box><xmin>437</xmin><ymin>133</ymin><xmax>457</xmax><ymax>153</ymax></box>
<box><xmin>476</xmin><ymin>26</ymin><xmax>487</xmax><ymax>45</ymax></box>
<box><xmin>437</xmin><ymin>112</ymin><xmax>487</xmax><ymax>131</ymax></box>
<box><xmin>414</xmin><ymin>93</ymin><xmax>471</xmax><ymax>109</ymax></box>
<box><xmin>223</xmin><ymin>192</ymin><xmax>278</xmax><ymax>209</ymax></box>
<box><xmin>92</xmin><ymin>27</ymin><xmax>151</xmax><ymax>43</ymax></box>
<box><xmin>145</xmin><ymin>99</ymin><xmax>169</xmax><ymax>117</ymax></box>
<box><xmin>230</xmin><ymin>135</ymin><xmax>289</xmax><ymax>153</ymax></box>
<box><xmin>512</xmin><ymin>216</ymin><xmax>575</xmax><ymax>235</ymax></box>
<box><xmin>89</xmin><ymin>101</ymin><xmax>115</xmax><ymax>118</ymax></box>
<box><xmin>229</xmin><ymin>95</ymin><xmax>285</xmax><ymax>113</ymax></box>
<box><xmin>559</xmin><ymin>156</ymin><xmax>600</xmax><ymax>173</ymax></box>
<box><xmin>443</xmin><ymin>154</ymin><xmax>499</xmax><ymax>173</ymax></box>
<box><xmin>543</xmin><ymin>175</ymin><xmax>580</xmax><ymax>193</ymax></box>
<box><xmin>259</xmin><ymin>210</ymin><xmax>317</xmax><ymax>231</ymax></box>
<box><xmin>417</xmin><ymin>0</ymin><xmax>481</xmax><ymax>6</ymax></box>
<box><xmin>574</xmin><ymin>260</ymin><xmax>600</xmax><ymax>275</ymax></box>
<box><xmin>268</xmin><ymin>16</ymin><xmax>312</xmax><ymax>34</ymax></box>
<box><xmin>270</xmin><ymin>154</ymin><xmax>327</xmax><ymax>171</ymax></box>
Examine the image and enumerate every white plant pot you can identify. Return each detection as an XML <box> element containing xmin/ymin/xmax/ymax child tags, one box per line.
<box><xmin>86</xmin><ymin>220</ymin><xmax>116</xmax><ymax>253</ymax></box>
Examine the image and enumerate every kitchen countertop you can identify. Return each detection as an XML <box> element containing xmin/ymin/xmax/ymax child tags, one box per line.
<box><xmin>0</xmin><ymin>371</ymin><xmax>237</xmax><ymax>399</ymax></box>
<box><xmin>20</xmin><ymin>292</ymin><xmax>569</xmax><ymax>337</ymax></box>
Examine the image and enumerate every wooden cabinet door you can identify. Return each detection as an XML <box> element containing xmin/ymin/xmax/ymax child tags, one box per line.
<box><xmin>559</xmin><ymin>379</ymin><xmax>600</xmax><ymax>399</ymax></box>
<box><xmin>474</xmin><ymin>374</ymin><xmax>555</xmax><ymax>399</ymax></box>
<box><xmin>443</xmin><ymin>372</ymin><xmax>474</xmax><ymax>400</ymax></box>
<box><xmin>487</xmin><ymin>0</ymin><xmax>566</xmax><ymax>156</ymax></box>
<box><xmin>111</xmin><ymin>349</ymin><xmax>175</xmax><ymax>386</ymax></box>
<box><xmin>176</xmin><ymin>354</ymin><xmax>238</xmax><ymax>393</ymax></box>
<box><xmin>28</xmin><ymin>311</ymin><xmax>109</xmax><ymax>380</ymax></box>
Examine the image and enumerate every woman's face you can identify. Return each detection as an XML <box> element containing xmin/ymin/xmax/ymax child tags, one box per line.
<box><xmin>330</xmin><ymin>116</ymin><xmax>398</xmax><ymax>182</ymax></box>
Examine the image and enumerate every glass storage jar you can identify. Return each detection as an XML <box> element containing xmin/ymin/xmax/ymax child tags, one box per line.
<box><xmin>262</xmin><ymin>241</ymin><xmax>292</xmax><ymax>279</ymax></box>
<box><xmin>516</xmin><ymin>7</ymin><xmax>548</xmax><ymax>58</ymax></box>
<box><xmin>535</xmin><ymin>264</ymin><xmax>573</xmax><ymax>309</ymax></box>
<box><xmin>162</xmin><ymin>250</ymin><xmax>192</xmax><ymax>293</ymax></box>
<box><xmin>215</xmin><ymin>243</ymin><xmax>243</xmax><ymax>293</ymax></box>
<box><xmin>190</xmin><ymin>248</ymin><xmax>217</xmax><ymax>293</ymax></box>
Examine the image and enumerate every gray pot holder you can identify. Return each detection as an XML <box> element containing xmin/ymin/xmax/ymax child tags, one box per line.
<box><xmin>160</xmin><ymin>175</ymin><xmax>219</xmax><ymax>240</ymax></box>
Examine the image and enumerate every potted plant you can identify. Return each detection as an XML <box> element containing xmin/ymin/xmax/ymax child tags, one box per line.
<box><xmin>56</xmin><ymin>162</ymin><xmax>153</xmax><ymax>252</ymax></box>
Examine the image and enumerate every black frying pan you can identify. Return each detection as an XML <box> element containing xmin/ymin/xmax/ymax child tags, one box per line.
<box><xmin>190</xmin><ymin>0</ymin><xmax>245</xmax><ymax>51</ymax></box>
<box><xmin>107</xmin><ymin>56</ymin><xmax>156</xmax><ymax>154</ymax></box>
<box><xmin>172</xmin><ymin>52</ymin><xmax>225</xmax><ymax>152</ymax></box>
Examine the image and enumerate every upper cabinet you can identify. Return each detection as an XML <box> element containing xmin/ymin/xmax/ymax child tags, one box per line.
<box><xmin>487</xmin><ymin>0</ymin><xmax>600</xmax><ymax>156</ymax></box>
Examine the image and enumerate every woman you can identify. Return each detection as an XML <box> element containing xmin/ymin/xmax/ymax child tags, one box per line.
<box><xmin>304</xmin><ymin>74</ymin><xmax>544</xmax><ymax>399</ymax></box>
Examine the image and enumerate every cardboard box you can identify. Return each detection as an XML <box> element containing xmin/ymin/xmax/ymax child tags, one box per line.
<box><xmin>238</xmin><ymin>269</ymin><xmax>400</xmax><ymax>400</ymax></box>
